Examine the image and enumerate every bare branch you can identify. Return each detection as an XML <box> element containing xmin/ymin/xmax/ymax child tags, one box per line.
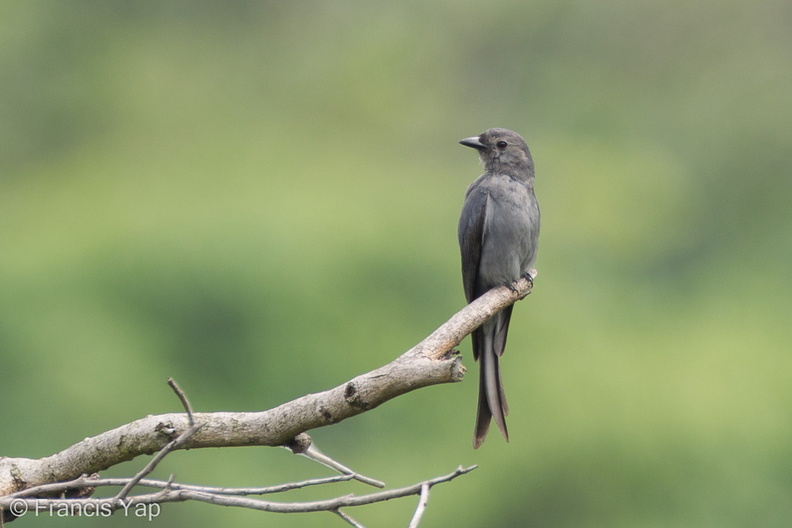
<box><xmin>334</xmin><ymin>509</ymin><xmax>367</xmax><ymax>528</ymax></box>
<box><xmin>408</xmin><ymin>483</ymin><xmax>430</xmax><ymax>528</ymax></box>
<box><xmin>298</xmin><ymin>444</ymin><xmax>385</xmax><ymax>488</ymax></box>
<box><xmin>114</xmin><ymin>380</ymin><xmax>201</xmax><ymax>503</ymax></box>
<box><xmin>7</xmin><ymin>474</ymin><xmax>358</xmax><ymax>499</ymax></box>
<box><xmin>420</xmin><ymin>274</ymin><xmax>534</xmax><ymax>360</ymax></box>
<box><xmin>0</xmin><ymin>466</ymin><xmax>476</xmax><ymax>516</ymax></box>
<box><xmin>115</xmin><ymin>378</ymin><xmax>203</xmax><ymax>501</ymax></box>
<box><xmin>113</xmin><ymin>423</ymin><xmax>203</xmax><ymax>503</ymax></box>
<box><xmin>167</xmin><ymin>377</ymin><xmax>195</xmax><ymax>426</ymax></box>
<box><xmin>0</xmin><ymin>277</ymin><xmax>529</xmax><ymax>497</ymax></box>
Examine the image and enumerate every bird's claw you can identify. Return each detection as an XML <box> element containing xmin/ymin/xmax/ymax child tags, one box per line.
<box><xmin>507</xmin><ymin>271</ymin><xmax>535</xmax><ymax>292</ymax></box>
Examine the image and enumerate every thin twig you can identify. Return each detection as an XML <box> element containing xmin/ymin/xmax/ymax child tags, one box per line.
<box><xmin>300</xmin><ymin>444</ymin><xmax>385</xmax><ymax>488</ymax></box>
<box><xmin>167</xmin><ymin>377</ymin><xmax>194</xmax><ymax>426</ymax></box>
<box><xmin>8</xmin><ymin>474</ymin><xmax>358</xmax><ymax>499</ymax></box>
<box><xmin>334</xmin><ymin>509</ymin><xmax>368</xmax><ymax>528</ymax></box>
<box><xmin>113</xmin><ymin>424</ymin><xmax>202</xmax><ymax>502</ymax></box>
<box><xmin>407</xmin><ymin>483</ymin><xmax>430</xmax><ymax>528</ymax></box>
<box><xmin>114</xmin><ymin>378</ymin><xmax>201</xmax><ymax>502</ymax></box>
<box><xmin>1</xmin><ymin>466</ymin><xmax>477</xmax><ymax>515</ymax></box>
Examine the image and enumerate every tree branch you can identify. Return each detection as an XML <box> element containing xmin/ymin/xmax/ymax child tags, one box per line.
<box><xmin>0</xmin><ymin>466</ymin><xmax>477</xmax><ymax>516</ymax></box>
<box><xmin>296</xmin><ymin>444</ymin><xmax>385</xmax><ymax>488</ymax></box>
<box><xmin>407</xmin><ymin>483</ymin><xmax>431</xmax><ymax>528</ymax></box>
<box><xmin>5</xmin><ymin>474</ymin><xmax>358</xmax><ymax>499</ymax></box>
<box><xmin>0</xmin><ymin>277</ymin><xmax>532</xmax><ymax>498</ymax></box>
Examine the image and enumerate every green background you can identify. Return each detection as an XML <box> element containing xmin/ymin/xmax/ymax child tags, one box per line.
<box><xmin>2</xmin><ymin>1</ymin><xmax>791</xmax><ymax>526</ymax></box>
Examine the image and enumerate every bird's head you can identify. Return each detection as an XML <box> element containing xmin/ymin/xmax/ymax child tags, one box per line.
<box><xmin>459</xmin><ymin>128</ymin><xmax>534</xmax><ymax>176</ymax></box>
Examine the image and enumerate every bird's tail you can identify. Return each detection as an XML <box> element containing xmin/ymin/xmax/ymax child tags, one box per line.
<box><xmin>473</xmin><ymin>312</ymin><xmax>511</xmax><ymax>449</ymax></box>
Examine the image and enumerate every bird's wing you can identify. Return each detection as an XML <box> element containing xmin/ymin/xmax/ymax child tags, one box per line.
<box><xmin>458</xmin><ymin>185</ymin><xmax>489</xmax><ymax>304</ymax></box>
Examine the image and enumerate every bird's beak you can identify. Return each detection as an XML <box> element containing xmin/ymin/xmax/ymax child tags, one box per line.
<box><xmin>459</xmin><ymin>136</ymin><xmax>486</xmax><ymax>151</ymax></box>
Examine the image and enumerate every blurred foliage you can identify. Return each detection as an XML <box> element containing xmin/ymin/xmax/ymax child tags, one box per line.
<box><xmin>1</xmin><ymin>1</ymin><xmax>791</xmax><ymax>527</ymax></box>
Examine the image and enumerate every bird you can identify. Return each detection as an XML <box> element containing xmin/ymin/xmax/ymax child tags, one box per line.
<box><xmin>457</xmin><ymin>128</ymin><xmax>540</xmax><ymax>448</ymax></box>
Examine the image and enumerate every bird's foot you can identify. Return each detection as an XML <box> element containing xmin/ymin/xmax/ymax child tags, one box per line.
<box><xmin>507</xmin><ymin>269</ymin><xmax>537</xmax><ymax>292</ymax></box>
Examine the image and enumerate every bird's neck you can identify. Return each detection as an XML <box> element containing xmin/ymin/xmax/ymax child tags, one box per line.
<box><xmin>486</xmin><ymin>163</ymin><xmax>535</xmax><ymax>183</ymax></box>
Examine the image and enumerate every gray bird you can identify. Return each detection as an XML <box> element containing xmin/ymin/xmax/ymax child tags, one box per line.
<box><xmin>457</xmin><ymin>128</ymin><xmax>540</xmax><ymax>448</ymax></box>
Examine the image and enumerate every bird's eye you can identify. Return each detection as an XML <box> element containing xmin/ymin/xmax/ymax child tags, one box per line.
<box><xmin>496</xmin><ymin>141</ymin><xmax>508</xmax><ymax>149</ymax></box>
